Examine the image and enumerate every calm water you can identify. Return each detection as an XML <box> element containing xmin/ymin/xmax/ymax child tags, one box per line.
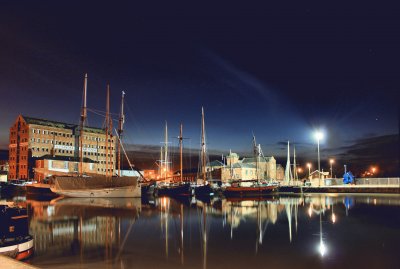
<box><xmin>5</xmin><ymin>194</ymin><xmax>400</xmax><ymax>269</ymax></box>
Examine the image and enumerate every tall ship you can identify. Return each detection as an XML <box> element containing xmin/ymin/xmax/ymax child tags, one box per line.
<box><xmin>223</xmin><ymin>135</ymin><xmax>278</xmax><ymax>197</ymax></box>
<box><xmin>193</xmin><ymin>107</ymin><xmax>213</xmax><ymax>197</ymax></box>
<box><xmin>50</xmin><ymin>74</ymin><xmax>141</xmax><ymax>198</ymax></box>
<box><xmin>155</xmin><ymin>123</ymin><xmax>191</xmax><ymax>197</ymax></box>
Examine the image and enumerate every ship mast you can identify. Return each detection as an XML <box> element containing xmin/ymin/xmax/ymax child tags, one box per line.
<box><xmin>79</xmin><ymin>73</ymin><xmax>88</xmax><ymax>176</ymax></box>
<box><xmin>179</xmin><ymin>123</ymin><xmax>183</xmax><ymax>182</ymax></box>
<box><xmin>164</xmin><ymin>121</ymin><xmax>168</xmax><ymax>182</ymax></box>
<box><xmin>105</xmin><ymin>84</ymin><xmax>113</xmax><ymax>178</ymax></box>
<box><xmin>117</xmin><ymin>91</ymin><xmax>125</xmax><ymax>177</ymax></box>
<box><xmin>284</xmin><ymin>141</ymin><xmax>293</xmax><ymax>185</ymax></box>
<box><xmin>200</xmin><ymin>107</ymin><xmax>206</xmax><ymax>184</ymax></box>
<box><xmin>293</xmin><ymin>145</ymin><xmax>298</xmax><ymax>181</ymax></box>
<box><xmin>252</xmin><ymin>134</ymin><xmax>258</xmax><ymax>182</ymax></box>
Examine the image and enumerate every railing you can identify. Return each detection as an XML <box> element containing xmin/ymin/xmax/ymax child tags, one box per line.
<box><xmin>355</xmin><ymin>177</ymin><xmax>400</xmax><ymax>186</ymax></box>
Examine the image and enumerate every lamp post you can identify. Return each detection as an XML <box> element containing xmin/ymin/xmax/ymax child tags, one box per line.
<box><xmin>315</xmin><ymin>131</ymin><xmax>324</xmax><ymax>187</ymax></box>
<box><xmin>329</xmin><ymin>159</ymin><xmax>334</xmax><ymax>178</ymax></box>
<box><xmin>307</xmin><ymin>163</ymin><xmax>311</xmax><ymax>179</ymax></box>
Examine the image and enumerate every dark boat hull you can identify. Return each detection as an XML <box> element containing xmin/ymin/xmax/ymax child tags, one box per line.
<box><xmin>278</xmin><ymin>186</ymin><xmax>296</xmax><ymax>193</ymax></box>
<box><xmin>141</xmin><ymin>182</ymin><xmax>157</xmax><ymax>196</ymax></box>
<box><xmin>223</xmin><ymin>185</ymin><xmax>278</xmax><ymax>197</ymax></box>
<box><xmin>156</xmin><ymin>183</ymin><xmax>192</xmax><ymax>197</ymax></box>
<box><xmin>194</xmin><ymin>184</ymin><xmax>213</xmax><ymax>197</ymax></box>
<box><xmin>26</xmin><ymin>183</ymin><xmax>58</xmax><ymax>198</ymax></box>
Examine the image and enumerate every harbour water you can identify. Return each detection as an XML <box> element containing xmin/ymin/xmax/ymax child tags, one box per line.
<box><xmin>4</xmin><ymin>194</ymin><xmax>400</xmax><ymax>269</ymax></box>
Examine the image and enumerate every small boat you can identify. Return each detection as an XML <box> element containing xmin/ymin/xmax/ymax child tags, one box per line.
<box><xmin>223</xmin><ymin>180</ymin><xmax>278</xmax><ymax>197</ymax></box>
<box><xmin>0</xmin><ymin>205</ymin><xmax>34</xmax><ymax>260</ymax></box>
<box><xmin>223</xmin><ymin>135</ymin><xmax>278</xmax><ymax>197</ymax></box>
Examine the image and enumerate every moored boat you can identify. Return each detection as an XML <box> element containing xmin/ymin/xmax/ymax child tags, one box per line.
<box><xmin>51</xmin><ymin>76</ymin><xmax>142</xmax><ymax>198</ymax></box>
<box><xmin>0</xmin><ymin>205</ymin><xmax>34</xmax><ymax>260</ymax></box>
<box><xmin>193</xmin><ymin>107</ymin><xmax>213</xmax><ymax>197</ymax></box>
<box><xmin>223</xmin><ymin>181</ymin><xmax>278</xmax><ymax>197</ymax></box>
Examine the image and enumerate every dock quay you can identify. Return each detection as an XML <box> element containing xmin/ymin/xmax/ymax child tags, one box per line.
<box><xmin>291</xmin><ymin>184</ymin><xmax>400</xmax><ymax>194</ymax></box>
<box><xmin>0</xmin><ymin>256</ymin><xmax>38</xmax><ymax>269</ymax></box>
<box><xmin>279</xmin><ymin>178</ymin><xmax>400</xmax><ymax>194</ymax></box>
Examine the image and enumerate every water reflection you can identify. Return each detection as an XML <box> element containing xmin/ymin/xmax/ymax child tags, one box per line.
<box><xmin>4</xmin><ymin>193</ymin><xmax>398</xmax><ymax>269</ymax></box>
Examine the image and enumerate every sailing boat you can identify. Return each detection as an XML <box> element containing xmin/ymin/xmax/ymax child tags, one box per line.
<box><xmin>156</xmin><ymin>123</ymin><xmax>191</xmax><ymax>197</ymax></box>
<box><xmin>223</xmin><ymin>135</ymin><xmax>277</xmax><ymax>197</ymax></box>
<box><xmin>279</xmin><ymin>141</ymin><xmax>296</xmax><ymax>193</ymax></box>
<box><xmin>50</xmin><ymin>75</ymin><xmax>141</xmax><ymax>198</ymax></box>
<box><xmin>193</xmin><ymin>107</ymin><xmax>213</xmax><ymax>197</ymax></box>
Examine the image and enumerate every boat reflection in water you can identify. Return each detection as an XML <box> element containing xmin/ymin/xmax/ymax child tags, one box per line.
<box><xmin>23</xmin><ymin>194</ymin><xmax>400</xmax><ymax>269</ymax></box>
<box><xmin>26</xmin><ymin>197</ymin><xmax>141</xmax><ymax>268</ymax></box>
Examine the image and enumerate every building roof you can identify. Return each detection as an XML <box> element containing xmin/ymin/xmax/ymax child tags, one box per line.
<box><xmin>310</xmin><ymin>170</ymin><xmax>329</xmax><ymax>176</ymax></box>
<box><xmin>232</xmin><ymin>163</ymin><xmax>256</xmax><ymax>169</ymax></box>
<box><xmin>206</xmin><ymin>160</ymin><xmax>224</xmax><ymax>167</ymax></box>
<box><xmin>227</xmin><ymin>152</ymin><xmax>239</xmax><ymax>158</ymax></box>
<box><xmin>22</xmin><ymin>115</ymin><xmax>104</xmax><ymax>134</ymax></box>
<box><xmin>242</xmin><ymin>156</ymin><xmax>272</xmax><ymax>163</ymax></box>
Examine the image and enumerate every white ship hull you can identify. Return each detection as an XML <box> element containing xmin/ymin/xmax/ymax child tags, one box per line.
<box><xmin>51</xmin><ymin>185</ymin><xmax>141</xmax><ymax>198</ymax></box>
<box><xmin>0</xmin><ymin>237</ymin><xmax>34</xmax><ymax>260</ymax></box>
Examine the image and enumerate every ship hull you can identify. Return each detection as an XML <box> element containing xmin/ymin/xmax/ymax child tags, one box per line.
<box><xmin>51</xmin><ymin>175</ymin><xmax>141</xmax><ymax>198</ymax></box>
<box><xmin>26</xmin><ymin>183</ymin><xmax>58</xmax><ymax>198</ymax></box>
<box><xmin>194</xmin><ymin>184</ymin><xmax>214</xmax><ymax>197</ymax></box>
<box><xmin>156</xmin><ymin>183</ymin><xmax>192</xmax><ymax>197</ymax></box>
<box><xmin>223</xmin><ymin>185</ymin><xmax>277</xmax><ymax>197</ymax></box>
<box><xmin>51</xmin><ymin>185</ymin><xmax>141</xmax><ymax>198</ymax></box>
<box><xmin>0</xmin><ymin>236</ymin><xmax>34</xmax><ymax>260</ymax></box>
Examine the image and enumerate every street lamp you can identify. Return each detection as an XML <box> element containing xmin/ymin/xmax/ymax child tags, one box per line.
<box><xmin>371</xmin><ymin>167</ymin><xmax>377</xmax><ymax>176</ymax></box>
<box><xmin>329</xmin><ymin>159</ymin><xmax>335</xmax><ymax>178</ymax></box>
<box><xmin>315</xmin><ymin>131</ymin><xmax>324</xmax><ymax>186</ymax></box>
<box><xmin>307</xmin><ymin>163</ymin><xmax>311</xmax><ymax>179</ymax></box>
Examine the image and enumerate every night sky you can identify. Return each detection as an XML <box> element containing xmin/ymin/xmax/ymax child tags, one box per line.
<box><xmin>0</xmin><ymin>1</ymin><xmax>398</xmax><ymax>175</ymax></box>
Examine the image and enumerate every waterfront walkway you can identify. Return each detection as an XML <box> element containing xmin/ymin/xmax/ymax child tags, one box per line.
<box><xmin>0</xmin><ymin>256</ymin><xmax>38</xmax><ymax>269</ymax></box>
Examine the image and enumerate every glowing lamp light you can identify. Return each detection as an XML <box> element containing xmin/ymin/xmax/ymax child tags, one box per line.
<box><xmin>331</xmin><ymin>213</ymin><xmax>336</xmax><ymax>223</ymax></box>
<box><xmin>307</xmin><ymin>163</ymin><xmax>311</xmax><ymax>169</ymax></box>
<box><xmin>315</xmin><ymin>131</ymin><xmax>324</xmax><ymax>141</ymax></box>
<box><xmin>330</xmin><ymin>159</ymin><xmax>334</xmax><ymax>164</ymax></box>
<box><xmin>298</xmin><ymin>168</ymin><xmax>303</xmax><ymax>173</ymax></box>
<box><xmin>319</xmin><ymin>241</ymin><xmax>327</xmax><ymax>257</ymax></box>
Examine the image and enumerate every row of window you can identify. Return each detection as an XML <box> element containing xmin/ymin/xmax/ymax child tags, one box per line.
<box><xmin>30</xmin><ymin>138</ymin><xmax>114</xmax><ymax>150</ymax></box>
<box><xmin>32</xmin><ymin>129</ymin><xmax>73</xmax><ymax>137</ymax></box>
<box><xmin>99</xmin><ymin>161</ymin><xmax>115</xmax><ymax>165</ymax></box>
<box><xmin>9</xmin><ymin>156</ymin><xmax>28</xmax><ymax>161</ymax></box>
<box><xmin>98</xmin><ymin>168</ymin><xmax>114</xmax><ymax>172</ymax></box>
<box><xmin>31</xmin><ymin>128</ymin><xmax>112</xmax><ymax>142</ymax></box>
<box><xmin>8</xmin><ymin>174</ymin><xmax>28</xmax><ymax>179</ymax></box>
<box><xmin>9</xmin><ymin>164</ymin><xmax>27</xmax><ymax>169</ymax></box>
<box><xmin>32</xmin><ymin>138</ymin><xmax>74</xmax><ymax>146</ymax></box>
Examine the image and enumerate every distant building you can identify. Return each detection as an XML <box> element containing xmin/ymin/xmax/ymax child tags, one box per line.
<box><xmin>8</xmin><ymin>115</ymin><xmax>116</xmax><ymax>180</ymax></box>
<box><xmin>143</xmin><ymin>170</ymin><xmax>157</xmax><ymax>180</ymax></box>
<box><xmin>309</xmin><ymin>170</ymin><xmax>330</xmax><ymax>180</ymax></box>
<box><xmin>214</xmin><ymin>151</ymin><xmax>278</xmax><ymax>183</ymax></box>
<box><xmin>276</xmin><ymin>164</ymin><xmax>284</xmax><ymax>181</ymax></box>
<box><xmin>120</xmin><ymin>169</ymin><xmax>142</xmax><ymax>177</ymax></box>
<box><xmin>0</xmin><ymin>160</ymin><xmax>8</xmax><ymax>182</ymax></box>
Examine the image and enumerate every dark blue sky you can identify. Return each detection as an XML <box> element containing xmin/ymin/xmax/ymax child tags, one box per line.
<box><xmin>0</xmin><ymin>1</ymin><xmax>398</xmax><ymax>172</ymax></box>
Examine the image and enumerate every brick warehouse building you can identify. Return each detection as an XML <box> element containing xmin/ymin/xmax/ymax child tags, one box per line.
<box><xmin>8</xmin><ymin>115</ymin><xmax>116</xmax><ymax>180</ymax></box>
